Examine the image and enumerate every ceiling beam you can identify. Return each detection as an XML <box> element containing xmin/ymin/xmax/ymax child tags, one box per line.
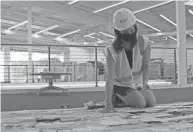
<box><xmin>144</xmin><ymin>29</ymin><xmax>193</xmax><ymax>37</ymax></box>
<box><xmin>1</xmin><ymin>19</ymin><xmax>59</xmax><ymax>36</ymax></box>
<box><xmin>1</xmin><ymin>27</ymin><xmax>100</xmax><ymax>45</ymax></box>
<box><xmin>5</xmin><ymin>8</ymin><xmax>54</xmax><ymax>24</ymax></box>
<box><xmin>13</xmin><ymin>1</ymin><xmax>181</xmax><ymax>38</ymax></box>
<box><xmin>4</xmin><ymin>1</ymin><xmax>192</xmax><ymax>41</ymax></box>
<box><xmin>1</xmin><ymin>2</ymin><xmax>24</xmax><ymax>18</ymax></box>
<box><xmin>2</xmin><ymin>2</ymin><xmax>72</xmax><ymax>30</ymax></box>
<box><xmin>32</xmin><ymin>12</ymin><xmax>51</xmax><ymax>23</ymax></box>
<box><xmin>185</xmin><ymin>1</ymin><xmax>193</xmax><ymax>6</ymax></box>
<box><xmin>17</xmin><ymin>1</ymin><xmax>109</xmax><ymax>31</ymax></box>
<box><xmin>1</xmin><ymin>27</ymin><xmax>69</xmax><ymax>44</ymax></box>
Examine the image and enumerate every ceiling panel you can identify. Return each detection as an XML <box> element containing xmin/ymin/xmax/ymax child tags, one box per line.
<box><xmin>1</xmin><ymin>1</ymin><xmax>193</xmax><ymax>45</ymax></box>
<box><xmin>187</xmin><ymin>18</ymin><xmax>193</xmax><ymax>29</ymax></box>
<box><xmin>77</xmin><ymin>1</ymin><xmax>115</xmax><ymax>10</ymax></box>
<box><xmin>149</xmin><ymin>1</ymin><xmax>175</xmax><ymax>14</ymax></box>
<box><xmin>137</xmin><ymin>12</ymin><xmax>174</xmax><ymax>33</ymax></box>
<box><xmin>2</xmin><ymin>13</ymin><xmax>27</xmax><ymax>22</ymax></box>
<box><xmin>1</xmin><ymin>4</ymin><xmax>11</xmax><ymax>9</ymax></box>
<box><xmin>103</xmin><ymin>1</ymin><xmax>160</xmax><ymax>14</ymax></box>
<box><xmin>186</xmin><ymin>6</ymin><xmax>193</xmax><ymax>18</ymax></box>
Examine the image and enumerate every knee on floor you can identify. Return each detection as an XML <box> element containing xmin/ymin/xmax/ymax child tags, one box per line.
<box><xmin>142</xmin><ymin>89</ymin><xmax>156</xmax><ymax>107</ymax></box>
<box><xmin>135</xmin><ymin>96</ymin><xmax>146</xmax><ymax>108</ymax></box>
<box><xmin>126</xmin><ymin>90</ymin><xmax>146</xmax><ymax>108</ymax></box>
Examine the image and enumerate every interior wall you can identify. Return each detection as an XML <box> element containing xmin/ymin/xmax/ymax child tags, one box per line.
<box><xmin>152</xmin><ymin>39</ymin><xmax>193</xmax><ymax>65</ymax></box>
<box><xmin>152</xmin><ymin>38</ymin><xmax>193</xmax><ymax>48</ymax></box>
<box><xmin>89</xmin><ymin>48</ymin><xmax>105</xmax><ymax>62</ymax></box>
<box><xmin>69</xmin><ymin>47</ymin><xmax>91</xmax><ymax>63</ymax></box>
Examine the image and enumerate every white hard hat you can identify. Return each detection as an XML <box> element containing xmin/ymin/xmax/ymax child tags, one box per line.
<box><xmin>113</xmin><ymin>8</ymin><xmax>136</xmax><ymax>31</ymax></box>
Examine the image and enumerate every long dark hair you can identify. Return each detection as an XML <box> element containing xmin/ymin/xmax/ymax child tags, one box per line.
<box><xmin>112</xmin><ymin>24</ymin><xmax>138</xmax><ymax>53</ymax></box>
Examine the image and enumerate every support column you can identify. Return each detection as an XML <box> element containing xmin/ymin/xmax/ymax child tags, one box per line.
<box><xmin>108</xmin><ymin>11</ymin><xmax>111</xmax><ymax>34</ymax></box>
<box><xmin>108</xmin><ymin>11</ymin><xmax>114</xmax><ymax>37</ymax></box>
<box><xmin>63</xmin><ymin>50</ymin><xmax>70</xmax><ymax>63</ymax></box>
<box><xmin>27</xmin><ymin>4</ymin><xmax>33</xmax><ymax>83</ymax></box>
<box><xmin>176</xmin><ymin>1</ymin><xmax>187</xmax><ymax>86</ymax></box>
<box><xmin>62</xmin><ymin>49</ymin><xmax>71</xmax><ymax>81</ymax></box>
<box><xmin>3</xmin><ymin>47</ymin><xmax>11</xmax><ymax>83</ymax></box>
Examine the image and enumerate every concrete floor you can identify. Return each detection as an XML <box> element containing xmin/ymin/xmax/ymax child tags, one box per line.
<box><xmin>1</xmin><ymin>80</ymin><xmax>172</xmax><ymax>90</ymax></box>
<box><xmin>2</xmin><ymin>102</ymin><xmax>193</xmax><ymax>132</ymax></box>
<box><xmin>1</xmin><ymin>87</ymin><xmax>193</xmax><ymax>111</ymax></box>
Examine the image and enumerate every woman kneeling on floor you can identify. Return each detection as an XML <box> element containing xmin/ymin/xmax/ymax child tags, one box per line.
<box><xmin>102</xmin><ymin>8</ymin><xmax>156</xmax><ymax>112</ymax></box>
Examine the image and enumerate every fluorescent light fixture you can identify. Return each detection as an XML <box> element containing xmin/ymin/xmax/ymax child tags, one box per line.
<box><xmin>84</xmin><ymin>41</ymin><xmax>89</xmax><ymax>45</ymax></box>
<box><xmin>157</xmin><ymin>32</ymin><xmax>164</xmax><ymax>36</ymax></box>
<box><xmin>150</xmin><ymin>40</ymin><xmax>154</xmax><ymax>43</ymax></box>
<box><xmin>32</xmin><ymin>34</ymin><xmax>41</xmax><ymax>38</ymax></box>
<box><xmin>99</xmin><ymin>32</ymin><xmax>115</xmax><ymax>38</ymax></box>
<box><xmin>185</xmin><ymin>1</ymin><xmax>193</xmax><ymax>6</ymax></box>
<box><xmin>134</xmin><ymin>0</ymin><xmax>173</xmax><ymax>14</ymax></box>
<box><xmin>189</xmin><ymin>9</ymin><xmax>193</xmax><ymax>15</ymax></box>
<box><xmin>137</xmin><ymin>18</ymin><xmax>176</xmax><ymax>41</ymax></box>
<box><xmin>159</xmin><ymin>15</ymin><xmax>180</xmax><ymax>41</ymax></box>
<box><xmin>189</xmin><ymin>34</ymin><xmax>193</xmax><ymax>37</ymax></box>
<box><xmin>68</xmin><ymin>0</ymin><xmax>79</xmax><ymax>5</ymax></box>
<box><xmin>83</xmin><ymin>32</ymin><xmax>95</xmax><ymax>37</ymax></box>
<box><xmin>97</xmin><ymin>40</ymin><xmax>104</xmax><ymax>43</ymax></box>
<box><xmin>34</xmin><ymin>25</ymin><xmax>59</xmax><ymax>35</ymax></box>
<box><xmin>93</xmin><ymin>0</ymin><xmax>174</xmax><ymax>41</ymax></box>
<box><xmin>2</xmin><ymin>18</ymin><xmax>61</xmax><ymax>37</ymax></box>
<box><xmin>44</xmin><ymin>32</ymin><xmax>60</xmax><ymax>36</ymax></box>
<box><xmin>168</xmin><ymin>36</ymin><xmax>177</xmax><ymax>41</ymax></box>
<box><xmin>8</xmin><ymin>20</ymin><xmax>28</xmax><ymax>30</ymax></box>
<box><xmin>87</xmin><ymin>36</ymin><xmax>96</xmax><ymax>39</ymax></box>
<box><xmin>55</xmin><ymin>37</ymin><xmax>63</xmax><ymax>41</ymax></box>
<box><xmin>4</xmin><ymin>29</ymin><xmax>14</xmax><ymax>35</ymax></box>
<box><xmin>136</xmin><ymin>19</ymin><xmax>161</xmax><ymax>32</ymax></box>
<box><xmin>57</xmin><ymin>29</ymin><xmax>81</xmax><ymax>38</ymax></box>
<box><xmin>94</xmin><ymin>0</ymin><xmax>173</xmax><ymax>14</ymax></box>
<box><xmin>94</xmin><ymin>0</ymin><xmax>130</xmax><ymax>13</ymax></box>
<box><xmin>160</xmin><ymin>14</ymin><xmax>177</xmax><ymax>26</ymax></box>
<box><xmin>86</xmin><ymin>35</ymin><xmax>101</xmax><ymax>41</ymax></box>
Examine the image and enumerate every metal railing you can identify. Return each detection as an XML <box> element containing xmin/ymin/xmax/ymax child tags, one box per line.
<box><xmin>1</xmin><ymin>43</ymin><xmax>192</xmax><ymax>85</ymax></box>
<box><xmin>1</xmin><ymin>63</ymin><xmax>106</xmax><ymax>83</ymax></box>
<box><xmin>187</xmin><ymin>48</ymin><xmax>193</xmax><ymax>84</ymax></box>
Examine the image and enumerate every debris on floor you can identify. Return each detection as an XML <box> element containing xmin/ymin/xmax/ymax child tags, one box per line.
<box><xmin>2</xmin><ymin>102</ymin><xmax>193</xmax><ymax>132</ymax></box>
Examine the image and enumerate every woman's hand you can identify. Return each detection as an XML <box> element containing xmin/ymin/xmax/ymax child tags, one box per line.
<box><xmin>136</xmin><ymin>85</ymin><xmax>143</xmax><ymax>91</ymax></box>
